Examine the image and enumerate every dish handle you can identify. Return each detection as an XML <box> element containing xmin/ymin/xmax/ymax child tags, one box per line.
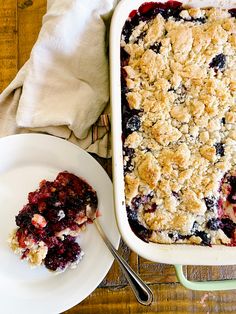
<box><xmin>174</xmin><ymin>265</ymin><xmax>236</xmax><ymax>291</ymax></box>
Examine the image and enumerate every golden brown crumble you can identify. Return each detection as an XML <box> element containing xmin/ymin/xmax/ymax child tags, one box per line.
<box><xmin>121</xmin><ymin>6</ymin><xmax>236</xmax><ymax>245</ymax></box>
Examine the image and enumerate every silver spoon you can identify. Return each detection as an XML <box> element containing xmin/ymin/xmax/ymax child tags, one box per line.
<box><xmin>89</xmin><ymin>213</ymin><xmax>153</xmax><ymax>306</ymax></box>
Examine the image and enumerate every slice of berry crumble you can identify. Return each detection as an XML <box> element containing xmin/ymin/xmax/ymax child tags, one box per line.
<box><xmin>9</xmin><ymin>171</ymin><xmax>98</xmax><ymax>271</ymax></box>
<box><xmin>121</xmin><ymin>2</ymin><xmax>236</xmax><ymax>245</ymax></box>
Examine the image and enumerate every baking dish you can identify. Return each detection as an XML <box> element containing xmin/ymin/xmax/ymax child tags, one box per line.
<box><xmin>110</xmin><ymin>0</ymin><xmax>236</xmax><ymax>290</ymax></box>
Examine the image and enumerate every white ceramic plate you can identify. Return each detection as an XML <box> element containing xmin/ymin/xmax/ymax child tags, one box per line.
<box><xmin>0</xmin><ymin>133</ymin><xmax>120</xmax><ymax>314</ymax></box>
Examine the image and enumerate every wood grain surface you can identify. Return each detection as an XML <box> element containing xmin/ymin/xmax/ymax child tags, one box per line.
<box><xmin>0</xmin><ymin>1</ymin><xmax>236</xmax><ymax>313</ymax></box>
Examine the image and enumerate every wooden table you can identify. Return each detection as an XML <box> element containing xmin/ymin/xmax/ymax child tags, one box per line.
<box><xmin>1</xmin><ymin>1</ymin><xmax>236</xmax><ymax>313</ymax></box>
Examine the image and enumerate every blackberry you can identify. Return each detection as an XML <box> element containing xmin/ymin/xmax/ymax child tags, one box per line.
<box><xmin>131</xmin><ymin>195</ymin><xmax>149</xmax><ymax>210</ymax></box>
<box><xmin>195</xmin><ymin>230</ymin><xmax>211</xmax><ymax>246</ymax></box>
<box><xmin>127</xmin><ymin>206</ymin><xmax>151</xmax><ymax>242</ymax></box>
<box><xmin>145</xmin><ymin>203</ymin><xmax>157</xmax><ymax>213</ymax></box>
<box><xmin>172</xmin><ymin>191</ymin><xmax>180</xmax><ymax>201</ymax></box>
<box><xmin>229</xmin><ymin>9</ymin><xmax>236</xmax><ymax>17</ymax></box>
<box><xmin>207</xmin><ymin>218</ymin><xmax>221</xmax><ymax>231</ymax></box>
<box><xmin>123</xmin><ymin>147</ymin><xmax>135</xmax><ymax>158</ymax></box>
<box><xmin>204</xmin><ymin>197</ymin><xmax>217</xmax><ymax>211</ymax></box>
<box><xmin>192</xmin><ymin>17</ymin><xmax>206</xmax><ymax>23</ymax></box>
<box><xmin>149</xmin><ymin>42</ymin><xmax>161</xmax><ymax>54</ymax></box>
<box><xmin>126</xmin><ymin>115</ymin><xmax>141</xmax><ymax>132</ymax></box>
<box><xmin>191</xmin><ymin>221</ymin><xmax>199</xmax><ymax>232</ymax></box>
<box><xmin>209</xmin><ymin>53</ymin><xmax>226</xmax><ymax>70</ymax></box>
<box><xmin>221</xmin><ymin>218</ymin><xmax>236</xmax><ymax>238</ymax></box>
<box><xmin>214</xmin><ymin>142</ymin><xmax>225</xmax><ymax>157</ymax></box>
<box><xmin>221</xmin><ymin>117</ymin><xmax>226</xmax><ymax>125</ymax></box>
<box><xmin>44</xmin><ymin>237</ymin><xmax>81</xmax><ymax>271</ymax></box>
<box><xmin>227</xmin><ymin>176</ymin><xmax>236</xmax><ymax>204</ymax></box>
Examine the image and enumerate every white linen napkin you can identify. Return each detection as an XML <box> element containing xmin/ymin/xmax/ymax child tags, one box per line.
<box><xmin>0</xmin><ymin>0</ymin><xmax>117</xmax><ymax>157</ymax></box>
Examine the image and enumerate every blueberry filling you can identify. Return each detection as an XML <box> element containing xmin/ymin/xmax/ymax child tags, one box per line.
<box><xmin>209</xmin><ymin>53</ymin><xmax>226</xmax><ymax>70</ymax></box>
<box><xmin>191</xmin><ymin>221</ymin><xmax>199</xmax><ymax>232</ymax></box>
<box><xmin>168</xmin><ymin>233</ymin><xmax>190</xmax><ymax>241</ymax></box>
<box><xmin>120</xmin><ymin>47</ymin><xmax>130</xmax><ymax>67</ymax></box>
<box><xmin>191</xmin><ymin>17</ymin><xmax>206</xmax><ymax>23</ymax></box>
<box><xmin>194</xmin><ymin>230</ymin><xmax>211</xmax><ymax>246</ymax></box>
<box><xmin>126</xmin><ymin>206</ymin><xmax>151</xmax><ymax>242</ymax></box>
<box><xmin>121</xmin><ymin>1</ymin><xmax>183</xmax><ymax>43</ymax></box>
<box><xmin>204</xmin><ymin>196</ymin><xmax>217</xmax><ymax>211</ymax></box>
<box><xmin>135</xmin><ymin>30</ymin><xmax>147</xmax><ymax>43</ymax></box>
<box><xmin>229</xmin><ymin>9</ymin><xmax>236</xmax><ymax>17</ymax></box>
<box><xmin>207</xmin><ymin>218</ymin><xmax>221</xmax><ymax>231</ymax></box>
<box><xmin>214</xmin><ymin>142</ymin><xmax>225</xmax><ymax>157</ymax></box>
<box><xmin>227</xmin><ymin>176</ymin><xmax>236</xmax><ymax>204</ymax></box>
<box><xmin>220</xmin><ymin>218</ymin><xmax>236</xmax><ymax>238</ymax></box>
<box><xmin>149</xmin><ymin>42</ymin><xmax>161</xmax><ymax>54</ymax></box>
<box><xmin>126</xmin><ymin>115</ymin><xmax>141</xmax><ymax>133</ymax></box>
<box><xmin>172</xmin><ymin>191</ymin><xmax>180</xmax><ymax>201</ymax></box>
<box><xmin>44</xmin><ymin>236</ymin><xmax>81</xmax><ymax>271</ymax></box>
<box><xmin>122</xmin><ymin>106</ymin><xmax>140</xmax><ymax>138</ymax></box>
<box><xmin>14</xmin><ymin>172</ymin><xmax>97</xmax><ymax>271</ymax></box>
<box><xmin>145</xmin><ymin>203</ymin><xmax>157</xmax><ymax>213</ymax></box>
<box><xmin>123</xmin><ymin>147</ymin><xmax>135</xmax><ymax>174</ymax></box>
<box><xmin>131</xmin><ymin>194</ymin><xmax>149</xmax><ymax>210</ymax></box>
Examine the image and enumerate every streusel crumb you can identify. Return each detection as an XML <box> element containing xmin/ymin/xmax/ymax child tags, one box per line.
<box><xmin>121</xmin><ymin>2</ymin><xmax>236</xmax><ymax>245</ymax></box>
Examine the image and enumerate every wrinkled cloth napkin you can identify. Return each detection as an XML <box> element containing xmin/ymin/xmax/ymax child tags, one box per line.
<box><xmin>0</xmin><ymin>0</ymin><xmax>117</xmax><ymax>157</ymax></box>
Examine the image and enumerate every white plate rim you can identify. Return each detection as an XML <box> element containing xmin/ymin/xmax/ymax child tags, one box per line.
<box><xmin>0</xmin><ymin>133</ymin><xmax>120</xmax><ymax>314</ymax></box>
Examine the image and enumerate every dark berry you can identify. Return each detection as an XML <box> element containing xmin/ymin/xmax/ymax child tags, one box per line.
<box><xmin>123</xmin><ymin>147</ymin><xmax>135</xmax><ymax>174</ymax></box>
<box><xmin>204</xmin><ymin>197</ymin><xmax>217</xmax><ymax>211</ymax></box>
<box><xmin>195</xmin><ymin>230</ymin><xmax>211</xmax><ymax>246</ymax></box>
<box><xmin>131</xmin><ymin>195</ymin><xmax>149</xmax><ymax>210</ymax></box>
<box><xmin>176</xmin><ymin>234</ymin><xmax>189</xmax><ymax>240</ymax></box>
<box><xmin>207</xmin><ymin>218</ymin><xmax>221</xmax><ymax>231</ymax></box>
<box><xmin>120</xmin><ymin>47</ymin><xmax>129</xmax><ymax>61</ymax></box>
<box><xmin>229</xmin><ymin>9</ymin><xmax>236</xmax><ymax>17</ymax></box>
<box><xmin>209</xmin><ymin>54</ymin><xmax>226</xmax><ymax>70</ymax></box>
<box><xmin>135</xmin><ymin>30</ymin><xmax>147</xmax><ymax>43</ymax></box>
<box><xmin>145</xmin><ymin>203</ymin><xmax>157</xmax><ymax>213</ymax></box>
<box><xmin>192</xmin><ymin>17</ymin><xmax>206</xmax><ymax>23</ymax></box>
<box><xmin>159</xmin><ymin>7</ymin><xmax>181</xmax><ymax>20</ymax></box>
<box><xmin>191</xmin><ymin>221</ymin><xmax>199</xmax><ymax>232</ymax></box>
<box><xmin>172</xmin><ymin>191</ymin><xmax>180</xmax><ymax>201</ymax></box>
<box><xmin>221</xmin><ymin>117</ymin><xmax>226</xmax><ymax>125</ymax></box>
<box><xmin>227</xmin><ymin>192</ymin><xmax>236</xmax><ymax>204</ymax></box>
<box><xmin>15</xmin><ymin>205</ymin><xmax>36</xmax><ymax>228</ymax></box>
<box><xmin>44</xmin><ymin>237</ymin><xmax>81</xmax><ymax>271</ymax></box>
<box><xmin>214</xmin><ymin>142</ymin><xmax>225</xmax><ymax>157</ymax></box>
<box><xmin>221</xmin><ymin>218</ymin><xmax>236</xmax><ymax>238</ymax></box>
<box><xmin>123</xmin><ymin>147</ymin><xmax>135</xmax><ymax>158</ymax></box>
<box><xmin>227</xmin><ymin>176</ymin><xmax>236</xmax><ymax>204</ymax></box>
<box><xmin>127</xmin><ymin>206</ymin><xmax>151</xmax><ymax>242</ymax></box>
<box><xmin>85</xmin><ymin>190</ymin><xmax>98</xmax><ymax>208</ymax></box>
<box><xmin>44</xmin><ymin>208</ymin><xmax>61</xmax><ymax>223</ymax></box>
<box><xmin>120</xmin><ymin>47</ymin><xmax>130</xmax><ymax>67</ymax></box>
<box><xmin>126</xmin><ymin>115</ymin><xmax>141</xmax><ymax>132</ymax></box>
<box><xmin>149</xmin><ymin>42</ymin><xmax>161</xmax><ymax>54</ymax></box>
<box><xmin>229</xmin><ymin>176</ymin><xmax>236</xmax><ymax>188</ymax></box>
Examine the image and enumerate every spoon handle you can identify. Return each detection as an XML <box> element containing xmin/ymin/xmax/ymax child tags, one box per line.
<box><xmin>94</xmin><ymin>219</ymin><xmax>153</xmax><ymax>306</ymax></box>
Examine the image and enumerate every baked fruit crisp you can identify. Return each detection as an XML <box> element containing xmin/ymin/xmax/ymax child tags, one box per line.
<box><xmin>121</xmin><ymin>1</ymin><xmax>236</xmax><ymax>245</ymax></box>
<box><xmin>9</xmin><ymin>171</ymin><xmax>98</xmax><ymax>271</ymax></box>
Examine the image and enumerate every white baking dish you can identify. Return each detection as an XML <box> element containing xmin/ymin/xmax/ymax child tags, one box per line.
<box><xmin>110</xmin><ymin>0</ymin><xmax>236</xmax><ymax>290</ymax></box>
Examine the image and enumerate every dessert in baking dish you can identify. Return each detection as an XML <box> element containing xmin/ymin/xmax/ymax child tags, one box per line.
<box><xmin>9</xmin><ymin>171</ymin><xmax>98</xmax><ymax>271</ymax></box>
<box><xmin>121</xmin><ymin>1</ymin><xmax>236</xmax><ymax>245</ymax></box>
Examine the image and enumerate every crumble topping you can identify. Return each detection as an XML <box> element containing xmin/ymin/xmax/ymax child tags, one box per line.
<box><xmin>121</xmin><ymin>2</ymin><xmax>236</xmax><ymax>245</ymax></box>
<box><xmin>9</xmin><ymin>171</ymin><xmax>98</xmax><ymax>271</ymax></box>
